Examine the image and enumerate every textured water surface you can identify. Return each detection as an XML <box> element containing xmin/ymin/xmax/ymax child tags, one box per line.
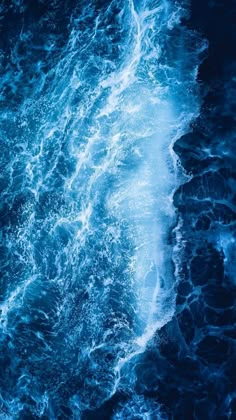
<box><xmin>2</xmin><ymin>0</ymin><xmax>234</xmax><ymax>419</ymax></box>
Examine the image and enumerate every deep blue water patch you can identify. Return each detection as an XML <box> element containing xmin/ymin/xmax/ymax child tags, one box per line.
<box><xmin>0</xmin><ymin>0</ymin><xmax>235</xmax><ymax>419</ymax></box>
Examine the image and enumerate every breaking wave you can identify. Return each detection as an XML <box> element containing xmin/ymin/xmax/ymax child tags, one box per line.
<box><xmin>0</xmin><ymin>0</ymin><xmax>204</xmax><ymax>417</ymax></box>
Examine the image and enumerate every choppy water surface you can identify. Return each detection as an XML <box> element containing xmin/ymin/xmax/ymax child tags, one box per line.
<box><xmin>0</xmin><ymin>0</ymin><xmax>203</xmax><ymax>417</ymax></box>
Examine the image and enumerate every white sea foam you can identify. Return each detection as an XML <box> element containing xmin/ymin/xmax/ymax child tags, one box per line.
<box><xmin>0</xmin><ymin>0</ymin><xmax>204</xmax><ymax>415</ymax></box>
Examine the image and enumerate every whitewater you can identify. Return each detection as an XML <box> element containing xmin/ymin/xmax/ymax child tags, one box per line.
<box><xmin>0</xmin><ymin>0</ymin><xmax>204</xmax><ymax>417</ymax></box>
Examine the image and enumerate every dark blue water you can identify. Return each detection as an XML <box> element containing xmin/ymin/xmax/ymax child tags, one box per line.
<box><xmin>0</xmin><ymin>0</ymin><xmax>235</xmax><ymax>419</ymax></box>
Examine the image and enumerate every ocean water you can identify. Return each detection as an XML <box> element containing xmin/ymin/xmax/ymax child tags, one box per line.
<box><xmin>0</xmin><ymin>0</ymin><xmax>215</xmax><ymax>419</ymax></box>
